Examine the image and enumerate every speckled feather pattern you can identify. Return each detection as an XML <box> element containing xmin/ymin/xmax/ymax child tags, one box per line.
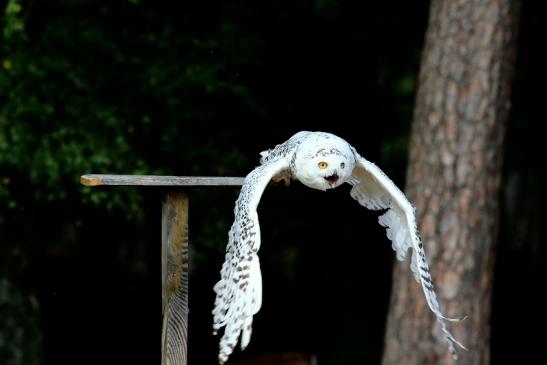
<box><xmin>212</xmin><ymin>131</ymin><xmax>466</xmax><ymax>364</ymax></box>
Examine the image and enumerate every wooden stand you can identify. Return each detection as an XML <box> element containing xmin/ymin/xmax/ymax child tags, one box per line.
<box><xmin>81</xmin><ymin>174</ymin><xmax>244</xmax><ymax>365</ymax></box>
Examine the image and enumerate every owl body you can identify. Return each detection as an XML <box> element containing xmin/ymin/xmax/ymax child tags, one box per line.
<box><xmin>213</xmin><ymin>131</ymin><xmax>466</xmax><ymax>364</ymax></box>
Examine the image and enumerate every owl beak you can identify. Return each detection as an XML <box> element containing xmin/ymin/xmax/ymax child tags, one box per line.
<box><xmin>324</xmin><ymin>172</ymin><xmax>339</xmax><ymax>186</ymax></box>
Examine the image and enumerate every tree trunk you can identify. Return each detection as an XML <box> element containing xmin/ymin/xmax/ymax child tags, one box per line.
<box><xmin>382</xmin><ymin>1</ymin><xmax>520</xmax><ymax>365</ymax></box>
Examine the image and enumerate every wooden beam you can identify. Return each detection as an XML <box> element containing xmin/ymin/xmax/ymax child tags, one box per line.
<box><xmin>161</xmin><ymin>192</ymin><xmax>189</xmax><ymax>365</ymax></box>
<box><xmin>80</xmin><ymin>174</ymin><xmax>245</xmax><ymax>187</ymax></box>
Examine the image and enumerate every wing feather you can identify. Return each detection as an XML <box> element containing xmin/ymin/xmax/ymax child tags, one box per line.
<box><xmin>349</xmin><ymin>156</ymin><xmax>467</xmax><ymax>358</ymax></box>
<box><xmin>213</xmin><ymin>157</ymin><xmax>289</xmax><ymax>364</ymax></box>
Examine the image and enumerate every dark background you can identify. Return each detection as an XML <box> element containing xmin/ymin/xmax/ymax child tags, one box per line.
<box><xmin>0</xmin><ymin>0</ymin><xmax>544</xmax><ymax>364</ymax></box>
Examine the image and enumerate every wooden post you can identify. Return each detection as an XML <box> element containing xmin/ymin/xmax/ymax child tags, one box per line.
<box><xmin>161</xmin><ymin>192</ymin><xmax>189</xmax><ymax>365</ymax></box>
<box><xmin>80</xmin><ymin>174</ymin><xmax>245</xmax><ymax>365</ymax></box>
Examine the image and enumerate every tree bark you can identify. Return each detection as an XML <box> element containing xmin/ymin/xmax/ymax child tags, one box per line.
<box><xmin>382</xmin><ymin>1</ymin><xmax>520</xmax><ymax>365</ymax></box>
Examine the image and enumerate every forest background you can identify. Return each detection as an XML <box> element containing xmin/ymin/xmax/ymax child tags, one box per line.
<box><xmin>1</xmin><ymin>0</ymin><xmax>544</xmax><ymax>364</ymax></box>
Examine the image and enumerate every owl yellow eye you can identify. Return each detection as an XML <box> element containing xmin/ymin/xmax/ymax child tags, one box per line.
<box><xmin>318</xmin><ymin>162</ymin><xmax>328</xmax><ymax>169</ymax></box>
<box><xmin>340</xmin><ymin>162</ymin><xmax>345</xmax><ymax>169</ymax></box>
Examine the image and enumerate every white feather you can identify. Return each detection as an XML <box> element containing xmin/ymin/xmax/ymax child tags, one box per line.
<box><xmin>213</xmin><ymin>139</ymin><xmax>299</xmax><ymax>364</ymax></box>
<box><xmin>214</xmin><ymin>131</ymin><xmax>466</xmax><ymax>364</ymax></box>
<box><xmin>349</xmin><ymin>156</ymin><xmax>467</xmax><ymax>357</ymax></box>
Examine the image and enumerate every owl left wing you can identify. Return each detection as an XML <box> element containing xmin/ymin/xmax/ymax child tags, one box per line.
<box><xmin>213</xmin><ymin>156</ymin><xmax>291</xmax><ymax>364</ymax></box>
<box><xmin>348</xmin><ymin>155</ymin><xmax>467</xmax><ymax>358</ymax></box>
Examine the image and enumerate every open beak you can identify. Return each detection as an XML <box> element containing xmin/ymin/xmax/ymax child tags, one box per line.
<box><xmin>324</xmin><ymin>172</ymin><xmax>339</xmax><ymax>186</ymax></box>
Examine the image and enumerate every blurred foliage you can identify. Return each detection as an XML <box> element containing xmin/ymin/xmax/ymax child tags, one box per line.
<box><xmin>0</xmin><ymin>0</ymin><xmax>259</xmax><ymax>212</ymax></box>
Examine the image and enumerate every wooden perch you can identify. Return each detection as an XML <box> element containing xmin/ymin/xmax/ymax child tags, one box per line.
<box><xmin>80</xmin><ymin>174</ymin><xmax>245</xmax><ymax>187</ymax></box>
<box><xmin>80</xmin><ymin>174</ymin><xmax>244</xmax><ymax>365</ymax></box>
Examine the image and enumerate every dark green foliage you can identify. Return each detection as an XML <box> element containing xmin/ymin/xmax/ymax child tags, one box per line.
<box><xmin>1</xmin><ymin>0</ymin><xmax>258</xmax><ymax>209</ymax></box>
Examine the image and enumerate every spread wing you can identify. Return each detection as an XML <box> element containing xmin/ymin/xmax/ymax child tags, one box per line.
<box><xmin>213</xmin><ymin>157</ymin><xmax>290</xmax><ymax>364</ymax></box>
<box><xmin>348</xmin><ymin>155</ymin><xmax>467</xmax><ymax>358</ymax></box>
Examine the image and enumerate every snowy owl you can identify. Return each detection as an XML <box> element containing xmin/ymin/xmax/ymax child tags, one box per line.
<box><xmin>213</xmin><ymin>131</ymin><xmax>466</xmax><ymax>363</ymax></box>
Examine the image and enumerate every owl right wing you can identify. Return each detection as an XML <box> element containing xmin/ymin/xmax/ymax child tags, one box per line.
<box><xmin>348</xmin><ymin>154</ymin><xmax>467</xmax><ymax>359</ymax></box>
<box><xmin>212</xmin><ymin>156</ymin><xmax>292</xmax><ymax>364</ymax></box>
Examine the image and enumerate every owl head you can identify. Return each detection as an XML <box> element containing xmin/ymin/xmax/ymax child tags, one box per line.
<box><xmin>292</xmin><ymin>132</ymin><xmax>355</xmax><ymax>191</ymax></box>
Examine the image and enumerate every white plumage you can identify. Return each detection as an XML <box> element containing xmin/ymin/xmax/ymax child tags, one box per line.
<box><xmin>212</xmin><ymin>131</ymin><xmax>466</xmax><ymax>363</ymax></box>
